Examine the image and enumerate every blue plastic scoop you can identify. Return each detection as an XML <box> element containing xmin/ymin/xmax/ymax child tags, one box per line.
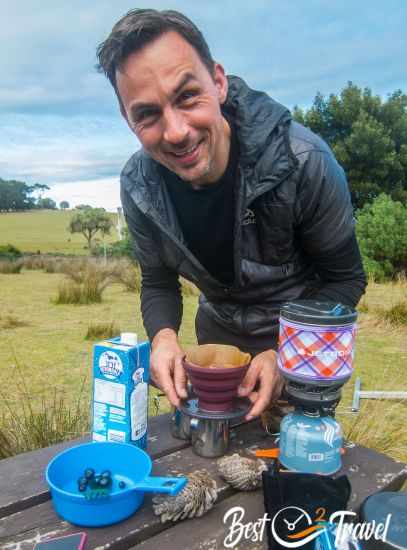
<box><xmin>46</xmin><ymin>441</ymin><xmax>187</xmax><ymax>527</ymax></box>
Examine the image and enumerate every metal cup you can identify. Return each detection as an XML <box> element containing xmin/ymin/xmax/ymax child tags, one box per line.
<box><xmin>170</xmin><ymin>407</ymin><xmax>191</xmax><ymax>440</ymax></box>
<box><xmin>189</xmin><ymin>417</ymin><xmax>229</xmax><ymax>458</ymax></box>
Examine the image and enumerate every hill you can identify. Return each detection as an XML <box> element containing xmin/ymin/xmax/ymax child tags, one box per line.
<box><xmin>0</xmin><ymin>210</ymin><xmax>119</xmax><ymax>254</ymax></box>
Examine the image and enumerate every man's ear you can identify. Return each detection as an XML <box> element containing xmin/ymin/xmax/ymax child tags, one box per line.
<box><xmin>213</xmin><ymin>62</ymin><xmax>228</xmax><ymax>105</ymax></box>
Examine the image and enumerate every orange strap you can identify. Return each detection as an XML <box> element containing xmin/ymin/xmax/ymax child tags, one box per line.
<box><xmin>255</xmin><ymin>448</ymin><xmax>280</xmax><ymax>458</ymax></box>
<box><xmin>255</xmin><ymin>447</ymin><xmax>346</xmax><ymax>459</ymax></box>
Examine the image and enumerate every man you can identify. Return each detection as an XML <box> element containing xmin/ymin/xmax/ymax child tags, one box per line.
<box><xmin>97</xmin><ymin>9</ymin><xmax>366</xmax><ymax>420</ymax></box>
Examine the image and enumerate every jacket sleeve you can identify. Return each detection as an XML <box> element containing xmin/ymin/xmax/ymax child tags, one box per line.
<box><xmin>121</xmin><ymin>184</ymin><xmax>183</xmax><ymax>341</ymax></box>
<box><xmin>295</xmin><ymin>150</ymin><xmax>367</xmax><ymax>306</ymax></box>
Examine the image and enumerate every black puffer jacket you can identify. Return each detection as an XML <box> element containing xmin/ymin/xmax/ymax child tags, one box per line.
<box><xmin>121</xmin><ymin>76</ymin><xmax>363</xmax><ymax>347</ymax></box>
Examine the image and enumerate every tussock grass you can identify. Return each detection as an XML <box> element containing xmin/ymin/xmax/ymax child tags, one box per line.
<box><xmin>376</xmin><ymin>301</ymin><xmax>407</xmax><ymax>326</ymax></box>
<box><xmin>109</xmin><ymin>259</ymin><xmax>198</xmax><ymax>296</ymax></box>
<box><xmin>110</xmin><ymin>259</ymin><xmax>142</xmax><ymax>292</ymax></box>
<box><xmin>357</xmin><ymin>298</ymin><xmax>369</xmax><ymax>313</ymax></box>
<box><xmin>43</xmin><ymin>258</ymin><xmax>60</xmax><ymax>273</ymax></box>
<box><xmin>21</xmin><ymin>255</ymin><xmax>74</xmax><ymax>273</ymax></box>
<box><xmin>20</xmin><ymin>255</ymin><xmax>46</xmax><ymax>270</ymax></box>
<box><xmin>54</xmin><ymin>282</ymin><xmax>84</xmax><ymax>304</ymax></box>
<box><xmin>85</xmin><ymin>321</ymin><xmax>120</xmax><ymax>340</ymax></box>
<box><xmin>0</xmin><ymin>361</ymin><xmax>90</xmax><ymax>459</ymax></box>
<box><xmin>54</xmin><ymin>259</ymin><xmax>115</xmax><ymax>304</ymax></box>
<box><xmin>0</xmin><ymin>313</ymin><xmax>29</xmax><ymax>329</ymax></box>
<box><xmin>0</xmin><ymin>260</ymin><xmax>23</xmax><ymax>274</ymax></box>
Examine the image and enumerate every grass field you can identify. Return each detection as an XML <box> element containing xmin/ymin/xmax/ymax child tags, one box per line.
<box><xmin>0</xmin><ymin>210</ymin><xmax>119</xmax><ymax>254</ymax></box>
<box><xmin>0</xmin><ymin>265</ymin><xmax>406</xmax><ymax>461</ymax></box>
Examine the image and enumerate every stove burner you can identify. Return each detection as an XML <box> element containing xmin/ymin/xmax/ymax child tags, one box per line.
<box><xmin>284</xmin><ymin>378</ymin><xmax>343</xmax><ymax>412</ymax></box>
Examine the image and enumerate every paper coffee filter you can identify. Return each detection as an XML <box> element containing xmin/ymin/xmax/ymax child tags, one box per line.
<box><xmin>185</xmin><ymin>344</ymin><xmax>251</xmax><ymax>369</ymax></box>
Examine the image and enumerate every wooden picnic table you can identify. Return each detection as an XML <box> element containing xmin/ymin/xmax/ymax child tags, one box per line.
<box><xmin>0</xmin><ymin>413</ymin><xmax>406</xmax><ymax>550</ymax></box>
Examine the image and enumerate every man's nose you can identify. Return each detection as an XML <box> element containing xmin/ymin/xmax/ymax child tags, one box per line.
<box><xmin>162</xmin><ymin>109</ymin><xmax>189</xmax><ymax>145</ymax></box>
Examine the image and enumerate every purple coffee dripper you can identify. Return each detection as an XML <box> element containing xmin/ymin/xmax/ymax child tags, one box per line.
<box><xmin>182</xmin><ymin>344</ymin><xmax>251</xmax><ymax>412</ymax></box>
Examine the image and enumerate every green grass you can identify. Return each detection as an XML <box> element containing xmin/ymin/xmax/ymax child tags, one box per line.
<box><xmin>0</xmin><ymin>268</ymin><xmax>406</xmax><ymax>461</ymax></box>
<box><xmin>0</xmin><ymin>269</ymin><xmax>197</xmax><ymax>420</ymax></box>
<box><xmin>0</xmin><ymin>210</ymin><xmax>119</xmax><ymax>254</ymax></box>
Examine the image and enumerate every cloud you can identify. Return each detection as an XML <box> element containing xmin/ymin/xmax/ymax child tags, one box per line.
<box><xmin>2</xmin><ymin>1</ymin><xmax>406</xmax><ymax>114</ymax></box>
<box><xmin>47</xmin><ymin>178</ymin><xmax>121</xmax><ymax>212</ymax></box>
<box><xmin>1</xmin><ymin>0</ymin><xmax>406</xmax><ymax>200</ymax></box>
<box><xmin>0</xmin><ymin>113</ymin><xmax>139</xmax><ymax>184</ymax></box>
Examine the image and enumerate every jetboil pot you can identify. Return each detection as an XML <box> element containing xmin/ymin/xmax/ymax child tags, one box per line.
<box><xmin>171</xmin><ymin>344</ymin><xmax>252</xmax><ymax>458</ymax></box>
<box><xmin>277</xmin><ymin>300</ymin><xmax>358</xmax><ymax>475</ymax></box>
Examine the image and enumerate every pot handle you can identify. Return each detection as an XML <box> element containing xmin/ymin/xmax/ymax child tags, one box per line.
<box><xmin>133</xmin><ymin>475</ymin><xmax>187</xmax><ymax>496</ymax></box>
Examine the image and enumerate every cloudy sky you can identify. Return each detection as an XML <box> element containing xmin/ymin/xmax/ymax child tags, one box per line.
<box><xmin>1</xmin><ymin>0</ymin><xmax>406</xmax><ymax>210</ymax></box>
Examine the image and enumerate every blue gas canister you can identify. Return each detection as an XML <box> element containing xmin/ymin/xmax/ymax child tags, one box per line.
<box><xmin>279</xmin><ymin>410</ymin><xmax>342</xmax><ymax>475</ymax></box>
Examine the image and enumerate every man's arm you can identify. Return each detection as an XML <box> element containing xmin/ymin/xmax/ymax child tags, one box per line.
<box><xmin>296</xmin><ymin>148</ymin><xmax>367</xmax><ymax>305</ymax></box>
<box><xmin>305</xmin><ymin>232</ymin><xmax>367</xmax><ymax>307</ymax></box>
<box><xmin>121</xmin><ymin>185</ymin><xmax>187</xmax><ymax>405</ymax></box>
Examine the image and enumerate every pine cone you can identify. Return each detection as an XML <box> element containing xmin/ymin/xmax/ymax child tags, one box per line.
<box><xmin>217</xmin><ymin>453</ymin><xmax>267</xmax><ymax>491</ymax></box>
<box><xmin>152</xmin><ymin>470</ymin><xmax>218</xmax><ymax>523</ymax></box>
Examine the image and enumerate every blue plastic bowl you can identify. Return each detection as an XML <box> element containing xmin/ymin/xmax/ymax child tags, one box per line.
<box><xmin>46</xmin><ymin>441</ymin><xmax>187</xmax><ymax>527</ymax></box>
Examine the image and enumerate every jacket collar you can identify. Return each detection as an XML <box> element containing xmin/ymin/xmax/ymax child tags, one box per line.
<box><xmin>223</xmin><ymin>75</ymin><xmax>291</xmax><ymax>165</ymax></box>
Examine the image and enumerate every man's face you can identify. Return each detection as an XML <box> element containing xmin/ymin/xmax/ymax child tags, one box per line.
<box><xmin>116</xmin><ymin>31</ymin><xmax>230</xmax><ymax>186</ymax></box>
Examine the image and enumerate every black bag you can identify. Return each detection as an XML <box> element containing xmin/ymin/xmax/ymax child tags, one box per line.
<box><xmin>262</xmin><ymin>462</ymin><xmax>351</xmax><ymax>550</ymax></box>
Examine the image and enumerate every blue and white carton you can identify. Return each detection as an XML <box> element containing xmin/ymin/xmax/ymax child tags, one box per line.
<box><xmin>92</xmin><ymin>332</ymin><xmax>150</xmax><ymax>449</ymax></box>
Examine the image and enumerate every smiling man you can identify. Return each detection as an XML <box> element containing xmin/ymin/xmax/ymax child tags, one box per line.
<box><xmin>97</xmin><ymin>9</ymin><xmax>366</xmax><ymax>419</ymax></box>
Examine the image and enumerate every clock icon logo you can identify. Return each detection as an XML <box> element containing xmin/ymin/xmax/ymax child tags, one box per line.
<box><xmin>271</xmin><ymin>506</ymin><xmax>325</xmax><ymax>548</ymax></box>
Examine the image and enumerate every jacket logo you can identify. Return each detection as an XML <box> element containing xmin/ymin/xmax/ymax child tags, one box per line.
<box><xmin>242</xmin><ymin>208</ymin><xmax>256</xmax><ymax>226</ymax></box>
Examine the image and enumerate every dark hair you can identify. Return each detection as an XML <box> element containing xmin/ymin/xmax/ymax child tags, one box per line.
<box><xmin>97</xmin><ymin>9</ymin><xmax>215</xmax><ymax>91</ymax></box>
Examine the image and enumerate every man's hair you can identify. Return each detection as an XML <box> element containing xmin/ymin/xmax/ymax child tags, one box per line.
<box><xmin>97</xmin><ymin>9</ymin><xmax>215</xmax><ymax>91</ymax></box>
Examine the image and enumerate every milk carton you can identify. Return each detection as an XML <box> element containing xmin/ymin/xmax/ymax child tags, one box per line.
<box><xmin>92</xmin><ymin>333</ymin><xmax>150</xmax><ymax>449</ymax></box>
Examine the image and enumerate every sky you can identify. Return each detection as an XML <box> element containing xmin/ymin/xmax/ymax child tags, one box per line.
<box><xmin>1</xmin><ymin>0</ymin><xmax>406</xmax><ymax>211</ymax></box>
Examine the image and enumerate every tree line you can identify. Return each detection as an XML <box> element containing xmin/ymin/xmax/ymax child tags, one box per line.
<box><xmin>0</xmin><ymin>180</ymin><xmax>59</xmax><ymax>211</ymax></box>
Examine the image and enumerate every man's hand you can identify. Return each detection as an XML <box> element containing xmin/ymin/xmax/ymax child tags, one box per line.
<box><xmin>150</xmin><ymin>329</ymin><xmax>187</xmax><ymax>408</ymax></box>
<box><xmin>237</xmin><ymin>349</ymin><xmax>284</xmax><ymax>420</ymax></box>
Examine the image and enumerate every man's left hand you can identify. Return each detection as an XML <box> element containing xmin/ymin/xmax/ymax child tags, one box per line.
<box><xmin>237</xmin><ymin>349</ymin><xmax>284</xmax><ymax>420</ymax></box>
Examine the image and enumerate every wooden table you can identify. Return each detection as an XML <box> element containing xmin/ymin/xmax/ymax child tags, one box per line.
<box><xmin>0</xmin><ymin>413</ymin><xmax>406</xmax><ymax>550</ymax></box>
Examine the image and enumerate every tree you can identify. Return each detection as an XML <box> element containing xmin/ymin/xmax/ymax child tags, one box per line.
<box><xmin>68</xmin><ymin>208</ymin><xmax>113</xmax><ymax>251</ymax></box>
<box><xmin>37</xmin><ymin>197</ymin><xmax>57</xmax><ymax>210</ymax></box>
<box><xmin>0</xmin><ymin>179</ymin><xmax>54</xmax><ymax>211</ymax></box>
<box><xmin>59</xmin><ymin>200</ymin><xmax>70</xmax><ymax>210</ymax></box>
<box><xmin>356</xmin><ymin>194</ymin><xmax>407</xmax><ymax>280</ymax></box>
<box><xmin>30</xmin><ymin>183</ymin><xmax>50</xmax><ymax>201</ymax></box>
<box><xmin>293</xmin><ymin>83</ymin><xmax>407</xmax><ymax>209</ymax></box>
<box><xmin>75</xmin><ymin>204</ymin><xmax>92</xmax><ymax>210</ymax></box>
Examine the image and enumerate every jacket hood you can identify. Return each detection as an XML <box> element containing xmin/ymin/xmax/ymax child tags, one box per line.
<box><xmin>224</xmin><ymin>75</ymin><xmax>291</xmax><ymax>165</ymax></box>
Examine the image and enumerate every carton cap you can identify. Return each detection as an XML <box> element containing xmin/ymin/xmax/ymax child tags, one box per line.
<box><xmin>120</xmin><ymin>332</ymin><xmax>138</xmax><ymax>346</ymax></box>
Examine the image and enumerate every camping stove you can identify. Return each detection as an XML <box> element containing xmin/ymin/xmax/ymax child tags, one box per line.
<box><xmin>277</xmin><ymin>300</ymin><xmax>358</xmax><ymax>474</ymax></box>
<box><xmin>179</xmin><ymin>397</ymin><xmax>250</xmax><ymax>458</ymax></box>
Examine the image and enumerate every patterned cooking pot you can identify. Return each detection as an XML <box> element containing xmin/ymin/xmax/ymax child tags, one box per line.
<box><xmin>278</xmin><ymin>301</ymin><xmax>357</xmax><ymax>386</ymax></box>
